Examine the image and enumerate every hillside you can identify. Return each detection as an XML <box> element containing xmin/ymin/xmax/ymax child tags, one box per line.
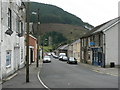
<box><xmin>29</xmin><ymin>2</ymin><xmax>93</xmax><ymax>48</ymax></box>
<box><xmin>33</xmin><ymin>23</ymin><xmax>88</xmax><ymax>41</ymax></box>
<box><xmin>29</xmin><ymin>2</ymin><xmax>94</xmax><ymax>29</ymax></box>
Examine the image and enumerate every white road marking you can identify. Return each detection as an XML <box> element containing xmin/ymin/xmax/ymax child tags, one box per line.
<box><xmin>37</xmin><ymin>60</ymin><xmax>51</xmax><ymax>90</ymax></box>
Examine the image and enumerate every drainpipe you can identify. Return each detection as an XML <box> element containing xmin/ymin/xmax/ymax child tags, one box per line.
<box><xmin>103</xmin><ymin>33</ymin><xmax>106</xmax><ymax>68</ymax></box>
<box><xmin>80</xmin><ymin>38</ymin><xmax>82</xmax><ymax>63</ymax></box>
<box><xmin>0</xmin><ymin>0</ymin><xmax>2</xmax><ymax>84</ymax></box>
<box><xmin>0</xmin><ymin>43</ymin><xmax>2</xmax><ymax>85</ymax></box>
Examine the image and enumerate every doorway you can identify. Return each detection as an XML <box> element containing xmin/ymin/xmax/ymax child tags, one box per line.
<box><xmin>14</xmin><ymin>47</ymin><xmax>20</xmax><ymax>70</ymax></box>
<box><xmin>30</xmin><ymin>48</ymin><xmax>34</xmax><ymax>63</ymax></box>
<box><xmin>92</xmin><ymin>48</ymin><xmax>102</xmax><ymax>66</ymax></box>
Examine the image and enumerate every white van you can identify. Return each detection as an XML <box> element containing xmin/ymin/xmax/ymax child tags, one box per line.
<box><xmin>59</xmin><ymin>53</ymin><xmax>66</xmax><ymax>56</ymax></box>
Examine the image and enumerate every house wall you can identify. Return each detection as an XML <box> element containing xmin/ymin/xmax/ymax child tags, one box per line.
<box><xmin>73</xmin><ymin>41</ymin><xmax>80</xmax><ymax>62</ymax></box>
<box><xmin>104</xmin><ymin>23</ymin><xmax>118</xmax><ymax>66</ymax></box>
<box><xmin>1</xmin><ymin>0</ymin><xmax>26</xmax><ymax>79</ymax></box>
<box><xmin>67</xmin><ymin>45</ymin><xmax>73</xmax><ymax>57</ymax></box>
<box><xmin>81</xmin><ymin>32</ymin><xmax>104</xmax><ymax>65</ymax></box>
<box><xmin>0</xmin><ymin>0</ymin><xmax>2</xmax><ymax>82</ymax></box>
<box><xmin>29</xmin><ymin>35</ymin><xmax>37</xmax><ymax>63</ymax></box>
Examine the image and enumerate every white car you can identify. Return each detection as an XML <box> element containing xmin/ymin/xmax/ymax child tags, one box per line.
<box><xmin>43</xmin><ymin>56</ymin><xmax>51</xmax><ymax>63</ymax></box>
<box><xmin>62</xmin><ymin>56</ymin><xmax>68</xmax><ymax>61</ymax></box>
<box><xmin>47</xmin><ymin>52</ymin><xmax>51</xmax><ymax>56</ymax></box>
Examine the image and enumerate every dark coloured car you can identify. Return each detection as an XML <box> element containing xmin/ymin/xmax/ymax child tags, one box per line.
<box><xmin>67</xmin><ymin>57</ymin><xmax>77</xmax><ymax>64</ymax></box>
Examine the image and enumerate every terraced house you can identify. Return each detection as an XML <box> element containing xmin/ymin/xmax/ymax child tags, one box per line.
<box><xmin>72</xmin><ymin>39</ymin><xmax>81</xmax><ymax>62</ymax></box>
<box><xmin>0</xmin><ymin>0</ymin><xmax>27</xmax><ymax>81</ymax></box>
<box><xmin>80</xmin><ymin>17</ymin><xmax>119</xmax><ymax>67</ymax></box>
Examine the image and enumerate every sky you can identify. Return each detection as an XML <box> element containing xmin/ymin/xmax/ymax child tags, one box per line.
<box><xmin>30</xmin><ymin>0</ymin><xmax>120</xmax><ymax>27</ymax></box>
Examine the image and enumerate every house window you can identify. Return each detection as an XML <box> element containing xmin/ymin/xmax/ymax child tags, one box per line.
<box><xmin>16</xmin><ymin>18</ymin><xmax>20</xmax><ymax>33</ymax></box>
<box><xmin>20</xmin><ymin>21</ymin><xmax>24</xmax><ymax>35</ymax></box>
<box><xmin>99</xmin><ymin>34</ymin><xmax>101</xmax><ymax>46</ymax></box>
<box><xmin>93</xmin><ymin>35</ymin><xmax>95</xmax><ymax>45</ymax></box>
<box><xmin>21</xmin><ymin>48</ymin><xmax>24</xmax><ymax>62</ymax></box>
<box><xmin>8</xmin><ymin>8</ymin><xmax>12</xmax><ymax>30</ymax></box>
<box><xmin>6</xmin><ymin>50</ymin><xmax>11</xmax><ymax>67</ymax></box>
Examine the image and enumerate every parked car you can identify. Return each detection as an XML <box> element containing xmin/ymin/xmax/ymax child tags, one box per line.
<box><xmin>47</xmin><ymin>52</ymin><xmax>51</xmax><ymax>56</ymax></box>
<box><xmin>59</xmin><ymin>53</ymin><xmax>66</xmax><ymax>56</ymax></box>
<box><xmin>53</xmin><ymin>54</ymin><xmax>59</xmax><ymax>59</ymax></box>
<box><xmin>59</xmin><ymin>55</ymin><xmax>63</xmax><ymax>60</ymax></box>
<box><xmin>67</xmin><ymin>57</ymin><xmax>77</xmax><ymax>64</ymax></box>
<box><xmin>61</xmin><ymin>56</ymin><xmax>68</xmax><ymax>61</ymax></box>
<box><xmin>43</xmin><ymin>56</ymin><xmax>51</xmax><ymax>63</ymax></box>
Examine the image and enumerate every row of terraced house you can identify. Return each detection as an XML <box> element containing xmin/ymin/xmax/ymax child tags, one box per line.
<box><xmin>0</xmin><ymin>0</ymin><xmax>38</xmax><ymax>82</ymax></box>
<box><xmin>57</xmin><ymin>17</ymin><xmax>119</xmax><ymax>68</ymax></box>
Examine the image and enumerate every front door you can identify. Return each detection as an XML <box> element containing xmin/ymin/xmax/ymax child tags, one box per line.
<box><xmin>14</xmin><ymin>47</ymin><xmax>20</xmax><ymax>70</ymax></box>
<box><xmin>92</xmin><ymin>48</ymin><xmax>102</xmax><ymax>66</ymax></box>
<box><xmin>30</xmin><ymin>48</ymin><xmax>34</xmax><ymax>63</ymax></box>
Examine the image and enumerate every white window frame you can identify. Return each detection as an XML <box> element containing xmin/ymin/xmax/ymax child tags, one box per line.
<box><xmin>8</xmin><ymin>8</ymin><xmax>12</xmax><ymax>30</ymax></box>
<box><xmin>6</xmin><ymin>50</ymin><xmax>12</xmax><ymax>68</ymax></box>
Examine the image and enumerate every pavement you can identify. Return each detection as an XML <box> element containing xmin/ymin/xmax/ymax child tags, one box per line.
<box><xmin>2</xmin><ymin>60</ymin><xmax>44</xmax><ymax>89</ymax></box>
<box><xmin>78</xmin><ymin>62</ymin><xmax>119</xmax><ymax>77</ymax></box>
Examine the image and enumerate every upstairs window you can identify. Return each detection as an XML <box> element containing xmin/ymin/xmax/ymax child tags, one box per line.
<box><xmin>18</xmin><ymin>21</ymin><xmax>24</xmax><ymax>37</ymax></box>
<box><xmin>8</xmin><ymin>8</ymin><xmax>12</xmax><ymax>30</ymax></box>
<box><xmin>5</xmin><ymin>8</ymin><xmax>13</xmax><ymax>35</ymax></box>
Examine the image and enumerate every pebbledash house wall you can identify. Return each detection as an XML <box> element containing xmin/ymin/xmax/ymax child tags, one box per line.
<box><xmin>0</xmin><ymin>0</ymin><xmax>26</xmax><ymax>79</ymax></box>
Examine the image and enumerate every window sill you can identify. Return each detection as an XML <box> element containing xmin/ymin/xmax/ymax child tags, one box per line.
<box><xmin>6</xmin><ymin>65</ymin><xmax>11</xmax><ymax>69</ymax></box>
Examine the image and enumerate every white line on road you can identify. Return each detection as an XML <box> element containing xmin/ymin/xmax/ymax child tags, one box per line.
<box><xmin>37</xmin><ymin>71</ymin><xmax>51</xmax><ymax>90</ymax></box>
<box><xmin>37</xmin><ymin>60</ymin><xmax>51</xmax><ymax>90</ymax></box>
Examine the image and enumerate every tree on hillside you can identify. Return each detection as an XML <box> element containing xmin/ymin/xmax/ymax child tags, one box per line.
<box><xmin>41</xmin><ymin>31</ymin><xmax>67</xmax><ymax>49</ymax></box>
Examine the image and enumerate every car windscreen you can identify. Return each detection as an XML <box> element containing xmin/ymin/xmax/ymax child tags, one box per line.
<box><xmin>69</xmin><ymin>57</ymin><xmax>75</xmax><ymax>61</ymax></box>
<box><xmin>44</xmin><ymin>56</ymin><xmax>50</xmax><ymax>58</ymax></box>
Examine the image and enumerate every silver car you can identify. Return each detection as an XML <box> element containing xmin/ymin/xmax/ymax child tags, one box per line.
<box><xmin>43</xmin><ymin>56</ymin><xmax>51</xmax><ymax>63</ymax></box>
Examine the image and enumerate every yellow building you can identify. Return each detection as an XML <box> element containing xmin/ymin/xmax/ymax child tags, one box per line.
<box><xmin>72</xmin><ymin>39</ymin><xmax>81</xmax><ymax>62</ymax></box>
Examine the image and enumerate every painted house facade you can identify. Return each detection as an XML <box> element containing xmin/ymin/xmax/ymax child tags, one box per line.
<box><xmin>29</xmin><ymin>34</ymin><xmax>37</xmax><ymax>64</ymax></box>
<box><xmin>0</xmin><ymin>0</ymin><xmax>26</xmax><ymax>80</ymax></box>
<box><xmin>67</xmin><ymin>44</ymin><xmax>73</xmax><ymax>58</ymax></box>
<box><xmin>72</xmin><ymin>39</ymin><xmax>81</xmax><ymax>62</ymax></box>
<box><xmin>80</xmin><ymin>17</ymin><xmax>119</xmax><ymax>67</ymax></box>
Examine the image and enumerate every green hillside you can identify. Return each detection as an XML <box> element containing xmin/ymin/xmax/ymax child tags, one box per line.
<box><xmin>29</xmin><ymin>2</ymin><xmax>93</xmax><ymax>29</ymax></box>
<box><xmin>28</xmin><ymin>2</ymin><xmax>94</xmax><ymax>49</ymax></box>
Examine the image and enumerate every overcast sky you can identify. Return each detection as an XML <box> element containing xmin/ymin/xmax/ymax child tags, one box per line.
<box><xmin>31</xmin><ymin>0</ymin><xmax>120</xmax><ymax>26</ymax></box>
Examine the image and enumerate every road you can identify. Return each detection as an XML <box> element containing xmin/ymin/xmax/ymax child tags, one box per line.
<box><xmin>39</xmin><ymin>56</ymin><xmax>118</xmax><ymax>88</ymax></box>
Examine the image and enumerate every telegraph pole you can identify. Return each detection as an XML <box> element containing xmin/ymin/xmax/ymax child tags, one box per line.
<box><xmin>26</xmin><ymin>1</ymin><xmax>30</xmax><ymax>83</ymax></box>
<box><xmin>36</xmin><ymin>9</ymin><xmax>40</xmax><ymax>67</ymax></box>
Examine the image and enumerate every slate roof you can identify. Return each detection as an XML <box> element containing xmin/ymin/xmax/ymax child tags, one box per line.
<box><xmin>71</xmin><ymin>39</ymin><xmax>80</xmax><ymax>45</ymax></box>
<box><xmin>80</xmin><ymin>17</ymin><xmax>120</xmax><ymax>38</ymax></box>
<box><xmin>93</xmin><ymin>17</ymin><xmax>120</xmax><ymax>34</ymax></box>
<box><xmin>58</xmin><ymin>44</ymin><xmax>69</xmax><ymax>50</ymax></box>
